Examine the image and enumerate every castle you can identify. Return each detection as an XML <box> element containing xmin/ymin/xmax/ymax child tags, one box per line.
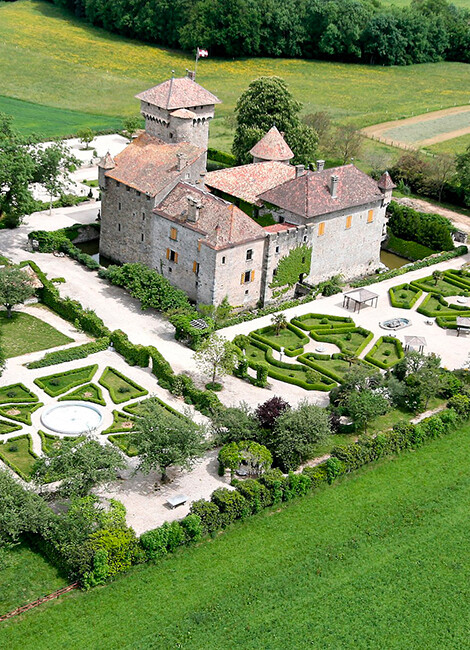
<box><xmin>99</xmin><ymin>71</ymin><xmax>395</xmax><ymax>308</ymax></box>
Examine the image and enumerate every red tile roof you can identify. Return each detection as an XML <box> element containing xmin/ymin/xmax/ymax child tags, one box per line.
<box><xmin>259</xmin><ymin>165</ymin><xmax>384</xmax><ymax>219</ymax></box>
<box><xmin>378</xmin><ymin>171</ymin><xmax>396</xmax><ymax>190</ymax></box>
<box><xmin>263</xmin><ymin>223</ymin><xmax>296</xmax><ymax>233</ymax></box>
<box><xmin>105</xmin><ymin>132</ymin><xmax>204</xmax><ymax>196</ymax></box>
<box><xmin>154</xmin><ymin>183</ymin><xmax>266</xmax><ymax>250</ymax></box>
<box><xmin>250</xmin><ymin>126</ymin><xmax>294</xmax><ymax>161</ymax></box>
<box><xmin>136</xmin><ymin>77</ymin><xmax>221</xmax><ymax>110</ymax></box>
<box><xmin>205</xmin><ymin>161</ymin><xmax>297</xmax><ymax>206</ymax></box>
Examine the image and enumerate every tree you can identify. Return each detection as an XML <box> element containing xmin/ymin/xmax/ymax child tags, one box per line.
<box><xmin>0</xmin><ymin>112</ymin><xmax>38</xmax><ymax>228</ymax></box>
<box><xmin>0</xmin><ymin>470</ymin><xmax>52</xmax><ymax>544</ymax></box>
<box><xmin>330</xmin><ymin>124</ymin><xmax>363</xmax><ymax>165</ymax></box>
<box><xmin>456</xmin><ymin>144</ymin><xmax>470</xmax><ymax>207</ymax></box>
<box><xmin>212</xmin><ymin>403</ymin><xmax>261</xmax><ymax>444</ymax></box>
<box><xmin>194</xmin><ymin>333</ymin><xmax>239</xmax><ymax>387</ymax></box>
<box><xmin>218</xmin><ymin>440</ymin><xmax>272</xmax><ymax>479</ymax></box>
<box><xmin>33</xmin><ymin>437</ymin><xmax>126</xmax><ymax>499</ymax></box>
<box><xmin>0</xmin><ymin>340</ymin><xmax>5</xmax><ymax>377</ymax></box>
<box><xmin>34</xmin><ymin>141</ymin><xmax>79</xmax><ymax>214</ymax></box>
<box><xmin>393</xmin><ymin>351</ymin><xmax>442</xmax><ymax>411</ymax></box>
<box><xmin>232</xmin><ymin>77</ymin><xmax>318</xmax><ymax>165</ymax></box>
<box><xmin>432</xmin><ymin>269</ymin><xmax>443</xmax><ymax>285</ymax></box>
<box><xmin>344</xmin><ymin>389</ymin><xmax>390</xmax><ymax>434</ymax></box>
<box><xmin>272</xmin><ymin>400</ymin><xmax>331</xmax><ymax>471</ymax></box>
<box><xmin>302</xmin><ymin>111</ymin><xmax>332</xmax><ymax>151</ymax></box>
<box><xmin>76</xmin><ymin>128</ymin><xmax>95</xmax><ymax>150</ymax></box>
<box><xmin>255</xmin><ymin>396</ymin><xmax>290</xmax><ymax>430</ymax></box>
<box><xmin>428</xmin><ymin>153</ymin><xmax>455</xmax><ymax>203</ymax></box>
<box><xmin>130</xmin><ymin>402</ymin><xmax>206</xmax><ymax>483</ymax></box>
<box><xmin>271</xmin><ymin>312</ymin><xmax>287</xmax><ymax>336</ymax></box>
<box><xmin>122</xmin><ymin>116</ymin><xmax>142</xmax><ymax>142</ymax></box>
<box><xmin>0</xmin><ymin>267</ymin><xmax>35</xmax><ymax>318</ymax></box>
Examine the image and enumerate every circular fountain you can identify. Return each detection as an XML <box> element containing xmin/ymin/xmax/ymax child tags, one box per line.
<box><xmin>379</xmin><ymin>317</ymin><xmax>411</xmax><ymax>331</ymax></box>
<box><xmin>40</xmin><ymin>401</ymin><xmax>103</xmax><ymax>435</ymax></box>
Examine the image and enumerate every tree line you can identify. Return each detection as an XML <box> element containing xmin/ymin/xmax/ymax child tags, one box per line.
<box><xmin>48</xmin><ymin>0</ymin><xmax>470</xmax><ymax>65</ymax></box>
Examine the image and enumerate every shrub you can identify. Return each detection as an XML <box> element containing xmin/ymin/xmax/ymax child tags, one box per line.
<box><xmin>190</xmin><ymin>499</ymin><xmax>221</xmax><ymax>534</ymax></box>
<box><xmin>448</xmin><ymin>393</ymin><xmax>470</xmax><ymax>418</ymax></box>
<box><xmin>235</xmin><ymin>479</ymin><xmax>270</xmax><ymax>513</ymax></box>
<box><xmin>27</xmin><ymin>338</ymin><xmax>110</xmax><ymax>369</ymax></box>
<box><xmin>211</xmin><ymin>488</ymin><xmax>249</xmax><ymax>526</ymax></box>
<box><xmin>179</xmin><ymin>514</ymin><xmax>203</xmax><ymax>543</ymax></box>
<box><xmin>258</xmin><ymin>468</ymin><xmax>286</xmax><ymax>504</ymax></box>
<box><xmin>88</xmin><ymin>527</ymin><xmax>139</xmax><ymax>577</ymax></box>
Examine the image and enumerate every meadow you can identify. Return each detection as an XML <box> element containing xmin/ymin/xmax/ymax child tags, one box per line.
<box><xmin>2</xmin><ymin>423</ymin><xmax>470</xmax><ymax>648</ymax></box>
<box><xmin>1</xmin><ymin>1</ymin><xmax>470</xmax><ymax>152</ymax></box>
<box><xmin>382</xmin><ymin>109</ymin><xmax>470</xmax><ymax>145</ymax></box>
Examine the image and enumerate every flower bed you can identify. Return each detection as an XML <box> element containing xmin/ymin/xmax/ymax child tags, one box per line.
<box><xmin>0</xmin><ymin>434</ymin><xmax>38</xmax><ymax>481</ymax></box>
<box><xmin>34</xmin><ymin>365</ymin><xmax>98</xmax><ymax>397</ymax></box>
<box><xmin>0</xmin><ymin>402</ymin><xmax>43</xmax><ymax>426</ymax></box>
<box><xmin>102</xmin><ymin>410</ymin><xmax>136</xmax><ymax>434</ymax></box>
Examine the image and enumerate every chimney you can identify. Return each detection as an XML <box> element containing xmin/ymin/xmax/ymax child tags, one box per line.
<box><xmin>186</xmin><ymin>69</ymin><xmax>196</xmax><ymax>81</ymax></box>
<box><xmin>177</xmin><ymin>152</ymin><xmax>186</xmax><ymax>171</ymax></box>
<box><xmin>187</xmin><ymin>196</ymin><xmax>202</xmax><ymax>223</ymax></box>
<box><xmin>316</xmin><ymin>160</ymin><xmax>325</xmax><ymax>172</ymax></box>
<box><xmin>295</xmin><ymin>164</ymin><xmax>305</xmax><ymax>178</ymax></box>
<box><xmin>330</xmin><ymin>175</ymin><xmax>339</xmax><ymax>199</ymax></box>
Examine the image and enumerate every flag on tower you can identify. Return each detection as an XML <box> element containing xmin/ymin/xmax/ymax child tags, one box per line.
<box><xmin>197</xmin><ymin>48</ymin><xmax>209</xmax><ymax>59</ymax></box>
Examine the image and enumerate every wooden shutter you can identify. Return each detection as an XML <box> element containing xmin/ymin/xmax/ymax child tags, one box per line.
<box><xmin>174</xmin><ymin>252</ymin><xmax>179</xmax><ymax>264</ymax></box>
<box><xmin>240</xmin><ymin>272</ymin><xmax>245</xmax><ymax>284</ymax></box>
<box><xmin>367</xmin><ymin>209</ymin><xmax>374</xmax><ymax>223</ymax></box>
<box><xmin>166</xmin><ymin>248</ymin><xmax>170</xmax><ymax>260</ymax></box>
<box><xmin>170</xmin><ymin>227</ymin><xmax>177</xmax><ymax>240</ymax></box>
<box><xmin>318</xmin><ymin>222</ymin><xmax>325</xmax><ymax>236</ymax></box>
<box><xmin>193</xmin><ymin>261</ymin><xmax>197</xmax><ymax>273</ymax></box>
<box><xmin>346</xmin><ymin>215</ymin><xmax>352</xmax><ymax>229</ymax></box>
<box><xmin>251</xmin><ymin>270</ymin><xmax>255</xmax><ymax>282</ymax></box>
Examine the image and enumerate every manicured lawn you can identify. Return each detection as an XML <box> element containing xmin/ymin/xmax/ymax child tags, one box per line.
<box><xmin>1</xmin><ymin>0</ymin><xmax>469</xmax><ymax>152</ymax></box>
<box><xmin>0</xmin><ymin>384</ymin><xmax>38</xmax><ymax>405</ymax></box>
<box><xmin>293</xmin><ymin>314</ymin><xmax>354</xmax><ymax>331</ymax></box>
<box><xmin>252</xmin><ymin>324</ymin><xmax>308</xmax><ymax>351</ymax></box>
<box><xmin>389</xmin><ymin>282</ymin><xmax>422</xmax><ymax>309</ymax></box>
<box><xmin>58</xmin><ymin>382</ymin><xmax>106</xmax><ymax>406</ymax></box>
<box><xmin>0</xmin><ymin>542</ymin><xmax>68</xmax><ymax>617</ymax></box>
<box><xmin>124</xmin><ymin>397</ymin><xmax>186</xmax><ymax>421</ymax></box>
<box><xmin>98</xmin><ymin>367</ymin><xmax>148</xmax><ymax>404</ymax></box>
<box><xmin>39</xmin><ymin>430</ymin><xmax>84</xmax><ymax>454</ymax></box>
<box><xmin>34</xmin><ymin>365</ymin><xmax>98</xmax><ymax>397</ymax></box>
<box><xmin>310</xmin><ymin>328</ymin><xmax>373</xmax><ymax>356</ymax></box>
<box><xmin>102</xmin><ymin>410</ymin><xmax>136</xmax><ymax>434</ymax></box>
<box><xmin>301</xmin><ymin>354</ymin><xmax>367</xmax><ymax>382</ymax></box>
<box><xmin>108</xmin><ymin>433</ymin><xmax>138</xmax><ymax>457</ymax></box>
<box><xmin>0</xmin><ymin>435</ymin><xmax>37</xmax><ymax>480</ymax></box>
<box><xmin>365</xmin><ymin>337</ymin><xmax>404</xmax><ymax>369</ymax></box>
<box><xmin>4</xmin><ymin>424</ymin><xmax>470</xmax><ymax>648</ymax></box>
<box><xmin>417</xmin><ymin>294</ymin><xmax>470</xmax><ymax>319</ymax></box>
<box><xmin>382</xmin><ymin>109</ymin><xmax>470</xmax><ymax>145</ymax></box>
<box><xmin>0</xmin><ymin>419</ymin><xmax>22</xmax><ymax>435</ymax></box>
<box><xmin>0</xmin><ymin>312</ymin><xmax>73</xmax><ymax>358</ymax></box>
<box><xmin>412</xmin><ymin>275</ymin><xmax>468</xmax><ymax>297</ymax></box>
<box><xmin>0</xmin><ymin>402</ymin><xmax>43</xmax><ymax>426</ymax></box>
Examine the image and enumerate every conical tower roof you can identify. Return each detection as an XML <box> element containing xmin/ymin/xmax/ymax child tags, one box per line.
<box><xmin>98</xmin><ymin>152</ymin><xmax>115</xmax><ymax>170</ymax></box>
<box><xmin>250</xmin><ymin>126</ymin><xmax>294</xmax><ymax>162</ymax></box>
<box><xmin>135</xmin><ymin>77</ymin><xmax>220</xmax><ymax>110</ymax></box>
<box><xmin>378</xmin><ymin>171</ymin><xmax>396</xmax><ymax>190</ymax></box>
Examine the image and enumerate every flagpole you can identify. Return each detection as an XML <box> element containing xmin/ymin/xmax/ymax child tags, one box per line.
<box><xmin>194</xmin><ymin>49</ymin><xmax>199</xmax><ymax>80</ymax></box>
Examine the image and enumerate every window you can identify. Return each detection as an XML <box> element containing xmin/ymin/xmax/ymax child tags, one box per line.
<box><xmin>198</xmin><ymin>241</ymin><xmax>202</xmax><ymax>252</ymax></box>
<box><xmin>118</xmin><ymin>202</ymin><xmax>121</xmax><ymax>211</ymax></box>
<box><xmin>116</xmin><ymin>181</ymin><xmax>120</xmax><ymax>187</ymax></box>
<box><xmin>346</xmin><ymin>215</ymin><xmax>352</xmax><ymax>229</ymax></box>
<box><xmin>170</xmin><ymin>227</ymin><xmax>178</xmax><ymax>241</ymax></box>
<box><xmin>275</xmin><ymin>246</ymin><xmax>280</xmax><ymax>254</ymax></box>
<box><xmin>193</xmin><ymin>261</ymin><xmax>200</xmax><ymax>275</ymax></box>
<box><xmin>141</xmin><ymin>234</ymin><xmax>144</xmax><ymax>242</ymax></box>
<box><xmin>142</xmin><ymin>212</ymin><xmax>145</xmax><ymax>220</ymax></box>
<box><xmin>245</xmin><ymin>289</ymin><xmax>249</xmax><ymax>295</ymax></box>
<box><xmin>318</xmin><ymin>222</ymin><xmax>325</xmax><ymax>236</ymax></box>
<box><xmin>118</xmin><ymin>223</ymin><xmax>121</xmax><ymax>232</ymax></box>
<box><xmin>301</xmin><ymin>256</ymin><xmax>306</xmax><ymax>264</ymax></box>
<box><xmin>367</xmin><ymin>209</ymin><xmax>374</xmax><ymax>223</ymax></box>
<box><xmin>126</xmin><ymin>186</ymin><xmax>130</xmax><ymax>192</ymax></box>
<box><xmin>246</xmin><ymin>249</ymin><xmax>253</xmax><ymax>261</ymax></box>
<box><xmin>279</xmin><ymin>216</ymin><xmax>285</xmax><ymax>224</ymax></box>
<box><xmin>166</xmin><ymin>248</ymin><xmax>178</xmax><ymax>263</ymax></box>
<box><xmin>222</xmin><ymin>256</ymin><xmax>226</xmax><ymax>264</ymax></box>
<box><xmin>273</xmin><ymin>267</ymin><xmax>278</xmax><ymax>277</ymax></box>
<box><xmin>303</xmin><ymin>235</ymin><xmax>307</xmax><ymax>242</ymax></box>
<box><xmin>241</xmin><ymin>270</ymin><xmax>254</xmax><ymax>284</ymax></box>
<box><xmin>136</xmin><ymin>191</ymin><xmax>141</xmax><ymax>197</ymax></box>
<box><xmin>147</xmin><ymin>195</ymin><xmax>151</xmax><ymax>202</ymax></box>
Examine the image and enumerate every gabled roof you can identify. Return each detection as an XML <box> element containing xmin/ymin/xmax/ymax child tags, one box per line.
<box><xmin>205</xmin><ymin>161</ymin><xmax>297</xmax><ymax>207</ymax></box>
<box><xmin>104</xmin><ymin>132</ymin><xmax>204</xmax><ymax>197</ymax></box>
<box><xmin>250</xmin><ymin>126</ymin><xmax>294</xmax><ymax>162</ymax></box>
<box><xmin>136</xmin><ymin>77</ymin><xmax>221</xmax><ymax>110</ymax></box>
<box><xmin>170</xmin><ymin>108</ymin><xmax>197</xmax><ymax>119</ymax></box>
<box><xmin>154</xmin><ymin>183</ymin><xmax>266</xmax><ymax>251</ymax></box>
<box><xmin>259</xmin><ymin>165</ymin><xmax>384</xmax><ymax>219</ymax></box>
<box><xmin>378</xmin><ymin>171</ymin><xmax>396</xmax><ymax>190</ymax></box>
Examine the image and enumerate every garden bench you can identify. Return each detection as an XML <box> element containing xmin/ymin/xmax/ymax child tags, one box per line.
<box><xmin>167</xmin><ymin>494</ymin><xmax>188</xmax><ymax>509</ymax></box>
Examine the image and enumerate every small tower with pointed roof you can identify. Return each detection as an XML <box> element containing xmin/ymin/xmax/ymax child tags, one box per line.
<box><xmin>250</xmin><ymin>126</ymin><xmax>294</xmax><ymax>164</ymax></box>
<box><xmin>135</xmin><ymin>70</ymin><xmax>221</xmax><ymax>150</ymax></box>
<box><xmin>377</xmin><ymin>171</ymin><xmax>396</xmax><ymax>206</ymax></box>
<box><xmin>97</xmin><ymin>152</ymin><xmax>115</xmax><ymax>191</ymax></box>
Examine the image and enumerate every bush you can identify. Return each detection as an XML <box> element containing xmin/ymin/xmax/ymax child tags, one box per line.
<box><xmin>207</xmin><ymin>148</ymin><xmax>236</xmax><ymax>167</ymax></box>
<box><xmin>88</xmin><ymin>527</ymin><xmax>139</xmax><ymax>577</ymax></box>
<box><xmin>111</xmin><ymin>330</ymin><xmax>150</xmax><ymax>367</ymax></box>
<box><xmin>27</xmin><ymin>338</ymin><xmax>110</xmax><ymax>369</ymax></box>
<box><xmin>235</xmin><ymin>479</ymin><xmax>270</xmax><ymax>513</ymax></box>
<box><xmin>140</xmin><ymin>521</ymin><xmax>186</xmax><ymax>561</ymax></box>
<box><xmin>179</xmin><ymin>514</ymin><xmax>203</xmax><ymax>543</ymax></box>
<box><xmin>258</xmin><ymin>468</ymin><xmax>286</xmax><ymax>505</ymax></box>
<box><xmin>387</xmin><ymin>202</ymin><xmax>454</xmax><ymax>252</ymax></box>
<box><xmin>211</xmin><ymin>488</ymin><xmax>249</xmax><ymax>527</ymax></box>
<box><xmin>190</xmin><ymin>499</ymin><xmax>221</xmax><ymax>534</ymax></box>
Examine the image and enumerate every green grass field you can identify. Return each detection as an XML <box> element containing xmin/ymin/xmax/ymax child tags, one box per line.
<box><xmin>427</xmin><ymin>132</ymin><xmax>470</xmax><ymax>155</ymax></box>
<box><xmin>0</xmin><ymin>542</ymin><xmax>67</xmax><ymax>617</ymax></box>
<box><xmin>1</xmin><ymin>1</ymin><xmax>470</xmax><ymax>154</ymax></box>
<box><xmin>0</xmin><ymin>312</ymin><xmax>73</xmax><ymax>358</ymax></box>
<box><xmin>2</xmin><ymin>423</ymin><xmax>470</xmax><ymax>648</ymax></box>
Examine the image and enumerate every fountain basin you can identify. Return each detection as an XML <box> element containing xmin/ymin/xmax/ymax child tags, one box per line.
<box><xmin>379</xmin><ymin>318</ymin><xmax>411</xmax><ymax>331</ymax></box>
<box><xmin>40</xmin><ymin>401</ymin><xmax>103</xmax><ymax>435</ymax></box>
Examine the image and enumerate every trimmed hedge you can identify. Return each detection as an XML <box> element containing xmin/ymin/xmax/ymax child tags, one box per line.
<box><xmin>0</xmin><ymin>419</ymin><xmax>23</xmax><ymax>435</ymax></box>
<box><xmin>388</xmin><ymin>283</ymin><xmax>423</xmax><ymax>309</ymax></box>
<box><xmin>309</xmin><ymin>326</ymin><xmax>373</xmax><ymax>356</ymax></box>
<box><xmin>250</xmin><ymin>322</ymin><xmax>309</xmax><ymax>356</ymax></box>
<box><xmin>207</xmin><ymin>148</ymin><xmax>237</xmax><ymax>167</ymax></box>
<box><xmin>27</xmin><ymin>338</ymin><xmax>110</xmax><ymax>369</ymax></box>
<box><xmin>351</xmin><ymin>246</ymin><xmax>468</xmax><ymax>288</ymax></box>
<box><xmin>417</xmin><ymin>293</ymin><xmax>470</xmax><ymax>320</ymax></box>
<box><xmin>98</xmin><ymin>367</ymin><xmax>148</xmax><ymax>404</ymax></box>
<box><xmin>0</xmin><ymin>383</ymin><xmax>39</xmax><ymax>404</ymax></box>
<box><xmin>34</xmin><ymin>364</ymin><xmax>98</xmax><ymax>397</ymax></box>
<box><xmin>0</xmin><ymin>434</ymin><xmax>38</xmax><ymax>482</ymax></box>
<box><xmin>110</xmin><ymin>330</ymin><xmax>150</xmax><ymax>367</ymax></box>
<box><xmin>0</xmin><ymin>402</ymin><xmax>43</xmax><ymax>426</ymax></box>
<box><xmin>291</xmin><ymin>313</ymin><xmax>355</xmax><ymax>332</ymax></box>
<box><xmin>364</xmin><ymin>336</ymin><xmax>404</xmax><ymax>370</ymax></box>
<box><xmin>58</xmin><ymin>383</ymin><xmax>106</xmax><ymax>406</ymax></box>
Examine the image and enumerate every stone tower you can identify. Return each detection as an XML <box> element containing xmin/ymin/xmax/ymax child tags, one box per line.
<box><xmin>135</xmin><ymin>70</ymin><xmax>221</xmax><ymax>150</ymax></box>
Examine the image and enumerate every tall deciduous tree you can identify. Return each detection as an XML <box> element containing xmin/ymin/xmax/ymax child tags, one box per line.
<box><xmin>232</xmin><ymin>77</ymin><xmax>318</xmax><ymax>165</ymax></box>
<box><xmin>130</xmin><ymin>402</ymin><xmax>206</xmax><ymax>483</ymax></box>
<box><xmin>344</xmin><ymin>390</ymin><xmax>390</xmax><ymax>434</ymax></box>
<box><xmin>0</xmin><ymin>113</ymin><xmax>37</xmax><ymax>228</ymax></box>
<box><xmin>76</xmin><ymin>128</ymin><xmax>95</xmax><ymax>150</ymax></box>
<box><xmin>194</xmin><ymin>334</ymin><xmax>239</xmax><ymax>386</ymax></box>
<box><xmin>0</xmin><ymin>267</ymin><xmax>35</xmax><ymax>318</ymax></box>
<box><xmin>34</xmin><ymin>141</ymin><xmax>79</xmax><ymax>214</ymax></box>
<box><xmin>456</xmin><ymin>144</ymin><xmax>470</xmax><ymax>207</ymax></box>
<box><xmin>33</xmin><ymin>438</ymin><xmax>126</xmax><ymax>498</ymax></box>
<box><xmin>330</xmin><ymin>124</ymin><xmax>363</xmax><ymax>165</ymax></box>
